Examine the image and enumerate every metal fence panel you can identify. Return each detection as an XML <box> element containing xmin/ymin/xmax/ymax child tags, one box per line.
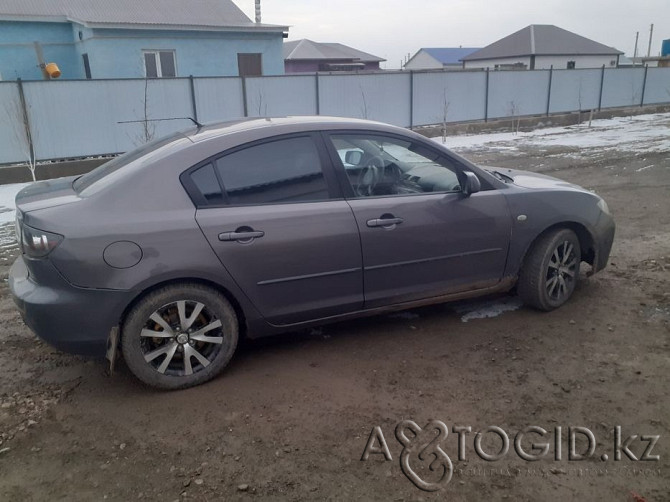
<box><xmin>193</xmin><ymin>77</ymin><xmax>245</xmax><ymax>123</ymax></box>
<box><xmin>1</xmin><ymin>68</ymin><xmax>669</xmax><ymax>165</ymax></box>
<box><xmin>0</xmin><ymin>82</ymin><xmax>27</xmax><ymax>164</ymax></box>
<box><xmin>318</xmin><ymin>73</ymin><xmax>411</xmax><ymax>127</ymax></box>
<box><xmin>642</xmin><ymin>67</ymin><xmax>670</xmax><ymax>105</ymax></box>
<box><xmin>549</xmin><ymin>68</ymin><xmax>602</xmax><ymax>113</ymax></box>
<box><xmin>245</xmin><ymin>75</ymin><xmax>317</xmax><ymax>117</ymax></box>
<box><xmin>601</xmin><ymin>68</ymin><xmax>646</xmax><ymax>108</ymax></box>
<box><xmin>488</xmin><ymin>70</ymin><xmax>550</xmax><ymax>119</ymax></box>
<box><xmin>412</xmin><ymin>71</ymin><xmax>487</xmax><ymax>126</ymax></box>
<box><xmin>23</xmin><ymin>79</ymin><xmax>193</xmax><ymax>160</ymax></box>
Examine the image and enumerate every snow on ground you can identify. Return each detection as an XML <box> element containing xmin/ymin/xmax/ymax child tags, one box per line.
<box><xmin>453</xmin><ymin>297</ymin><xmax>523</xmax><ymax>323</ymax></box>
<box><xmin>0</xmin><ymin>182</ymin><xmax>30</xmax><ymax>252</ymax></box>
<box><xmin>435</xmin><ymin>112</ymin><xmax>670</xmax><ymax>157</ymax></box>
<box><xmin>0</xmin><ymin>182</ymin><xmax>30</xmax><ymax>225</ymax></box>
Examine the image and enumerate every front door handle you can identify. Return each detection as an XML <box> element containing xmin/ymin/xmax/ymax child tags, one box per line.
<box><xmin>218</xmin><ymin>229</ymin><xmax>265</xmax><ymax>242</ymax></box>
<box><xmin>366</xmin><ymin>216</ymin><xmax>404</xmax><ymax>228</ymax></box>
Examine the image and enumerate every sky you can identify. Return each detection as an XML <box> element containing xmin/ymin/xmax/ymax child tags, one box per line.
<box><xmin>236</xmin><ymin>0</ymin><xmax>670</xmax><ymax>69</ymax></box>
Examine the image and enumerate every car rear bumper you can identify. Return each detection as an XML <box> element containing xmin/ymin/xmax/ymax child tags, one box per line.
<box><xmin>9</xmin><ymin>255</ymin><xmax>129</xmax><ymax>357</ymax></box>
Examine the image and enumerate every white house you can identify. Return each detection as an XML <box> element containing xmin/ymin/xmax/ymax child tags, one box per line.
<box><xmin>462</xmin><ymin>25</ymin><xmax>623</xmax><ymax>70</ymax></box>
<box><xmin>404</xmin><ymin>48</ymin><xmax>480</xmax><ymax>70</ymax></box>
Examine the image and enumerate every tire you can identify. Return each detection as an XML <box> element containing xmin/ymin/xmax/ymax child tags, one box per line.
<box><xmin>121</xmin><ymin>283</ymin><xmax>238</xmax><ymax>390</ymax></box>
<box><xmin>518</xmin><ymin>229</ymin><xmax>581</xmax><ymax>311</ymax></box>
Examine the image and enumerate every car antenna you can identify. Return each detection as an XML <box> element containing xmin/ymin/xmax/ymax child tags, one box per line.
<box><xmin>118</xmin><ymin>117</ymin><xmax>203</xmax><ymax>128</ymax></box>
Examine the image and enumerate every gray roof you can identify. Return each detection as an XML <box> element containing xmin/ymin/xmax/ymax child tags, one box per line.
<box><xmin>463</xmin><ymin>25</ymin><xmax>623</xmax><ymax>61</ymax></box>
<box><xmin>284</xmin><ymin>39</ymin><xmax>385</xmax><ymax>62</ymax></box>
<box><xmin>0</xmin><ymin>0</ymin><xmax>287</xmax><ymax>31</ymax></box>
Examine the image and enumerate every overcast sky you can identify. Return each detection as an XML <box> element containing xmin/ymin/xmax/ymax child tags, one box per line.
<box><xmin>237</xmin><ymin>0</ymin><xmax>669</xmax><ymax>68</ymax></box>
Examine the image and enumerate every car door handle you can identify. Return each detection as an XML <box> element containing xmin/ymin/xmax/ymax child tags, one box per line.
<box><xmin>366</xmin><ymin>217</ymin><xmax>404</xmax><ymax>228</ymax></box>
<box><xmin>218</xmin><ymin>230</ymin><xmax>265</xmax><ymax>242</ymax></box>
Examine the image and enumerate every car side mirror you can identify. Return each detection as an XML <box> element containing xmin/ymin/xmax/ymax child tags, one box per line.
<box><xmin>345</xmin><ymin>150</ymin><xmax>363</xmax><ymax>166</ymax></box>
<box><xmin>462</xmin><ymin>171</ymin><xmax>481</xmax><ymax>196</ymax></box>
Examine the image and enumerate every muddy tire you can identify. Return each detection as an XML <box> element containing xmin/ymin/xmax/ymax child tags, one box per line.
<box><xmin>518</xmin><ymin>229</ymin><xmax>581</xmax><ymax>311</ymax></box>
<box><xmin>121</xmin><ymin>283</ymin><xmax>238</xmax><ymax>390</ymax></box>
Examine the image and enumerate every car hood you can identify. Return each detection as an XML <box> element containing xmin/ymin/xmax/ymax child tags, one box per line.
<box><xmin>15</xmin><ymin>176</ymin><xmax>81</xmax><ymax>213</ymax></box>
<box><xmin>490</xmin><ymin>167</ymin><xmax>590</xmax><ymax>192</ymax></box>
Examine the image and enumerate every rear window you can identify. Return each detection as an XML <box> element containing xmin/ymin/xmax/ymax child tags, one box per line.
<box><xmin>73</xmin><ymin>131</ymin><xmax>189</xmax><ymax>194</ymax></box>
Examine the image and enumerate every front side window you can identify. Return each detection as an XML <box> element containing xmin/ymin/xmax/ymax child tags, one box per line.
<box><xmin>214</xmin><ymin>136</ymin><xmax>330</xmax><ymax>205</ymax></box>
<box><xmin>330</xmin><ymin>134</ymin><xmax>462</xmax><ymax>198</ymax></box>
<box><xmin>143</xmin><ymin>50</ymin><xmax>176</xmax><ymax>78</ymax></box>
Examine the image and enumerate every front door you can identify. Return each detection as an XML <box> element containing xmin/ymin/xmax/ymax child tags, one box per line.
<box><xmin>325</xmin><ymin>132</ymin><xmax>512</xmax><ymax>307</ymax></box>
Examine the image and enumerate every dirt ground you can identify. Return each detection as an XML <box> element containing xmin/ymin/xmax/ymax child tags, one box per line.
<box><xmin>0</xmin><ymin>122</ymin><xmax>668</xmax><ymax>501</ymax></box>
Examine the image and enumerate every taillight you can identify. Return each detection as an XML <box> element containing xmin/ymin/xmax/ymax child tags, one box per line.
<box><xmin>21</xmin><ymin>224</ymin><xmax>63</xmax><ymax>258</ymax></box>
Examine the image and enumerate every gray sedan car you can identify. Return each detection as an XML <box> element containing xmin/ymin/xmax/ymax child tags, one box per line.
<box><xmin>9</xmin><ymin>117</ymin><xmax>615</xmax><ymax>389</ymax></box>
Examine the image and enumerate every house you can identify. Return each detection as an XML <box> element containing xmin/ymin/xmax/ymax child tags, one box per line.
<box><xmin>461</xmin><ymin>25</ymin><xmax>623</xmax><ymax>70</ymax></box>
<box><xmin>403</xmin><ymin>48</ymin><xmax>480</xmax><ymax>70</ymax></box>
<box><xmin>0</xmin><ymin>0</ymin><xmax>289</xmax><ymax>81</ymax></box>
<box><xmin>283</xmin><ymin>39</ymin><xmax>385</xmax><ymax>73</ymax></box>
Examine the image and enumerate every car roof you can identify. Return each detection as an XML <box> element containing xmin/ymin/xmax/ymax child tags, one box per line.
<box><xmin>185</xmin><ymin>116</ymin><xmax>407</xmax><ymax>143</ymax></box>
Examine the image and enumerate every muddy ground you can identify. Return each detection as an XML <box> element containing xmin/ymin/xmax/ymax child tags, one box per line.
<box><xmin>0</xmin><ymin>124</ymin><xmax>668</xmax><ymax>501</ymax></box>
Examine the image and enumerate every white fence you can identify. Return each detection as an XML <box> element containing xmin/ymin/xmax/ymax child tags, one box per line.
<box><xmin>1</xmin><ymin>66</ymin><xmax>669</xmax><ymax>165</ymax></box>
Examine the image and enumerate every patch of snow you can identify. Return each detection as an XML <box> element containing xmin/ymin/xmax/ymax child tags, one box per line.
<box><xmin>435</xmin><ymin>113</ymin><xmax>670</xmax><ymax>158</ymax></box>
<box><xmin>0</xmin><ymin>182</ymin><xmax>31</xmax><ymax>225</ymax></box>
<box><xmin>453</xmin><ymin>297</ymin><xmax>523</xmax><ymax>323</ymax></box>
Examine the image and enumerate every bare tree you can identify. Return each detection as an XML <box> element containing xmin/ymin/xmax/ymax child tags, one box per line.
<box><xmin>441</xmin><ymin>87</ymin><xmax>450</xmax><ymax>144</ymax></box>
<box><xmin>508</xmin><ymin>100</ymin><xmax>521</xmax><ymax>135</ymax></box>
<box><xmin>4</xmin><ymin>96</ymin><xmax>38</xmax><ymax>181</ymax></box>
<box><xmin>359</xmin><ymin>85</ymin><xmax>369</xmax><ymax>119</ymax></box>
<box><xmin>255</xmin><ymin>89</ymin><xmax>268</xmax><ymax>116</ymax></box>
<box><xmin>139</xmin><ymin>78</ymin><xmax>155</xmax><ymax>144</ymax></box>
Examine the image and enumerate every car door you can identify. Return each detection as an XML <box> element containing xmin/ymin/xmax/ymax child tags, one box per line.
<box><xmin>188</xmin><ymin>133</ymin><xmax>363</xmax><ymax>325</ymax></box>
<box><xmin>324</xmin><ymin>132</ymin><xmax>512</xmax><ymax>308</ymax></box>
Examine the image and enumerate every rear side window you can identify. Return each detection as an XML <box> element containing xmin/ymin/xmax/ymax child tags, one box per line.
<box><xmin>190</xmin><ymin>163</ymin><xmax>225</xmax><ymax>204</ymax></box>
<box><xmin>214</xmin><ymin>136</ymin><xmax>329</xmax><ymax>205</ymax></box>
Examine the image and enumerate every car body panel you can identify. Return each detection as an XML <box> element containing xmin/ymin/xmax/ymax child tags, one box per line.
<box><xmin>345</xmin><ymin>190</ymin><xmax>512</xmax><ymax>307</ymax></box>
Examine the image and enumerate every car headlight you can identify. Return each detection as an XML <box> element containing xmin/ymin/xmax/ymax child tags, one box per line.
<box><xmin>597</xmin><ymin>198</ymin><xmax>610</xmax><ymax>215</ymax></box>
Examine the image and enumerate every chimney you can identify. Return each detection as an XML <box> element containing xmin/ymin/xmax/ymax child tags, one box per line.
<box><xmin>255</xmin><ymin>0</ymin><xmax>261</xmax><ymax>23</ymax></box>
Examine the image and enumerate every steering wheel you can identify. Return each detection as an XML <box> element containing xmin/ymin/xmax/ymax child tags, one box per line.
<box><xmin>356</xmin><ymin>156</ymin><xmax>385</xmax><ymax>197</ymax></box>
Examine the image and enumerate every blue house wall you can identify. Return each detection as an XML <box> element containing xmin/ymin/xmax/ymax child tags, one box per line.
<box><xmin>0</xmin><ymin>20</ymin><xmax>285</xmax><ymax>81</ymax></box>
<box><xmin>0</xmin><ymin>21</ymin><xmax>82</xmax><ymax>80</ymax></box>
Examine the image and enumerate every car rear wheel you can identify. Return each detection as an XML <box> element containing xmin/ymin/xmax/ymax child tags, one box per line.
<box><xmin>121</xmin><ymin>283</ymin><xmax>238</xmax><ymax>390</ymax></box>
<box><xmin>518</xmin><ymin>229</ymin><xmax>581</xmax><ymax>311</ymax></box>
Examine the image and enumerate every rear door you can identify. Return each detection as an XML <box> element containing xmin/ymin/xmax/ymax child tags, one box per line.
<box><xmin>188</xmin><ymin>134</ymin><xmax>363</xmax><ymax>325</ymax></box>
<box><xmin>324</xmin><ymin>132</ymin><xmax>512</xmax><ymax>308</ymax></box>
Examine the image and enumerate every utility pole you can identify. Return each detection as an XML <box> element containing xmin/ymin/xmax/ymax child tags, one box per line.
<box><xmin>633</xmin><ymin>31</ymin><xmax>639</xmax><ymax>63</ymax></box>
<box><xmin>647</xmin><ymin>23</ymin><xmax>654</xmax><ymax>57</ymax></box>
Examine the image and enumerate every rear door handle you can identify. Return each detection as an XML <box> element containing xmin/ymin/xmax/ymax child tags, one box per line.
<box><xmin>366</xmin><ymin>217</ymin><xmax>404</xmax><ymax>228</ymax></box>
<box><xmin>218</xmin><ymin>230</ymin><xmax>265</xmax><ymax>242</ymax></box>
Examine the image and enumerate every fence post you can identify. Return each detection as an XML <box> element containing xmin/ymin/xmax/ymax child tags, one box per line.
<box><xmin>546</xmin><ymin>65</ymin><xmax>553</xmax><ymax>116</ymax></box>
<box><xmin>597</xmin><ymin>65</ymin><xmax>605</xmax><ymax>111</ymax></box>
<box><xmin>241</xmin><ymin>76</ymin><xmax>248</xmax><ymax>117</ymax></box>
<box><xmin>640</xmin><ymin>65</ymin><xmax>648</xmax><ymax>107</ymax></box>
<box><xmin>484</xmin><ymin>68</ymin><xmax>489</xmax><ymax>122</ymax></box>
<box><xmin>315</xmin><ymin>73</ymin><xmax>320</xmax><ymax>115</ymax></box>
<box><xmin>16</xmin><ymin>78</ymin><xmax>36</xmax><ymax>167</ymax></box>
<box><xmin>188</xmin><ymin>75</ymin><xmax>198</xmax><ymax>123</ymax></box>
<box><xmin>409</xmin><ymin>71</ymin><xmax>414</xmax><ymax>129</ymax></box>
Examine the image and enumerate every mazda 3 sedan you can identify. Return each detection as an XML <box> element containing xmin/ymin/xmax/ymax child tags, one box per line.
<box><xmin>9</xmin><ymin>117</ymin><xmax>615</xmax><ymax>389</ymax></box>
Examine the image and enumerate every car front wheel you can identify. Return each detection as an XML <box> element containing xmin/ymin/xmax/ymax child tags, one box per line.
<box><xmin>518</xmin><ymin>229</ymin><xmax>581</xmax><ymax>311</ymax></box>
<box><xmin>121</xmin><ymin>283</ymin><xmax>238</xmax><ymax>389</ymax></box>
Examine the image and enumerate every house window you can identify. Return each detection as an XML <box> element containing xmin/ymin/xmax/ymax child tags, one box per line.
<box><xmin>143</xmin><ymin>50</ymin><xmax>176</xmax><ymax>78</ymax></box>
<box><xmin>82</xmin><ymin>53</ymin><xmax>91</xmax><ymax>79</ymax></box>
<box><xmin>567</xmin><ymin>61</ymin><xmax>576</xmax><ymax>69</ymax></box>
<box><xmin>237</xmin><ymin>53</ymin><xmax>262</xmax><ymax>77</ymax></box>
